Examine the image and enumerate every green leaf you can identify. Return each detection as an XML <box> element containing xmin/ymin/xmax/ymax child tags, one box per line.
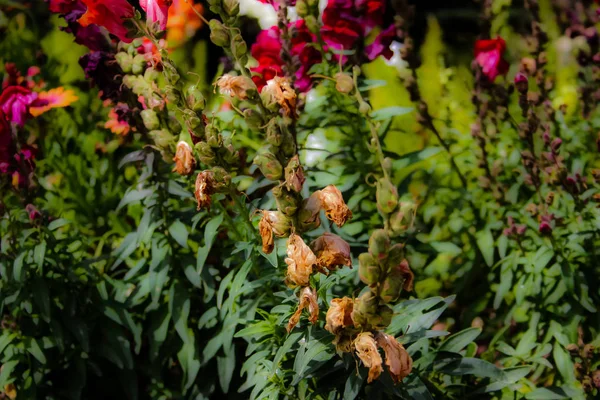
<box><xmin>476</xmin><ymin>229</ymin><xmax>495</xmax><ymax>267</ymax></box>
<box><xmin>435</xmin><ymin>357</ymin><xmax>504</xmax><ymax>380</ymax></box>
<box><xmin>525</xmin><ymin>387</ymin><xmax>572</xmax><ymax>399</ymax></box>
<box><xmin>197</xmin><ymin>214</ymin><xmax>224</xmax><ymax>275</ymax></box>
<box><xmin>177</xmin><ymin>332</ymin><xmax>201</xmax><ymax>390</ymax></box>
<box><xmin>13</xmin><ymin>251</ymin><xmax>26</xmax><ymax>282</ymax></box>
<box><xmin>0</xmin><ymin>360</ymin><xmax>18</xmax><ymax>387</ymax></box>
<box><xmin>25</xmin><ymin>337</ymin><xmax>47</xmax><ymax>364</ymax></box>
<box><xmin>371</xmin><ymin>106</ymin><xmax>414</xmax><ymax>121</ymax></box>
<box><xmin>32</xmin><ymin>278</ymin><xmax>51</xmax><ymax>322</ymax></box>
<box><xmin>168</xmin><ymin>220</ymin><xmax>189</xmax><ymax>248</ymax></box>
<box><xmin>48</xmin><ymin>218</ymin><xmax>70</xmax><ymax>231</ymax></box>
<box><xmin>33</xmin><ymin>241</ymin><xmax>46</xmax><ymax>269</ymax></box>
<box><xmin>217</xmin><ymin>349</ymin><xmax>236</xmax><ymax>393</ymax></box>
<box><xmin>438</xmin><ymin>327</ymin><xmax>481</xmax><ymax>353</ymax></box>
<box><xmin>553</xmin><ymin>343</ymin><xmax>575</xmax><ymax>383</ymax></box>
<box><xmin>343</xmin><ymin>370</ymin><xmax>365</xmax><ymax>400</ymax></box>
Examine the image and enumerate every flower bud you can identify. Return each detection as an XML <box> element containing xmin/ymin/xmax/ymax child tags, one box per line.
<box><xmin>132</xmin><ymin>54</ymin><xmax>147</xmax><ymax>75</ymax></box>
<box><xmin>195</xmin><ymin>141</ymin><xmax>216</xmax><ymax>166</ymax></box>
<box><xmin>187</xmin><ymin>85</ymin><xmax>206</xmax><ymax>111</ymax></box>
<box><xmin>376</xmin><ymin>178</ymin><xmax>399</xmax><ymax>214</ymax></box>
<box><xmin>304</xmin><ymin>15</ymin><xmax>319</xmax><ymax>33</ymax></box>
<box><xmin>205</xmin><ymin>125</ymin><xmax>222</xmax><ymax>148</ymax></box>
<box><xmin>253</xmin><ymin>150</ymin><xmax>283</xmax><ymax>180</ymax></box>
<box><xmin>295</xmin><ymin>0</ymin><xmax>308</xmax><ymax>16</ymax></box>
<box><xmin>172</xmin><ymin>141</ymin><xmax>196</xmax><ymax>176</ymax></box>
<box><xmin>285</xmin><ymin>233</ymin><xmax>316</xmax><ymax>287</ymax></box>
<box><xmin>359</xmin><ymin>101</ymin><xmax>371</xmax><ymax>115</ymax></box>
<box><xmin>148</xmin><ymin>129</ymin><xmax>175</xmax><ymax>149</ymax></box>
<box><xmin>284</xmin><ymin>155</ymin><xmax>305</xmax><ymax>192</ymax></box>
<box><xmin>551</xmin><ymin>137</ymin><xmax>562</xmax><ymax>153</ymax></box>
<box><xmin>26</xmin><ymin>204</ymin><xmax>41</xmax><ymax>221</ymax></box>
<box><xmin>310</xmin><ymin>233</ymin><xmax>352</xmax><ymax>273</ymax></box>
<box><xmin>144</xmin><ymin>67</ymin><xmax>160</xmax><ymax>82</ymax></box>
<box><xmin>140</xmin><ymin>109</ymin><xmax>160</xmax><ymax>130</ymax></box>
<box><xmin>223</xmin><ymin>0</ymin><xmax>239</xmax><ymax>16</ymax></box>
<box><xmin>390</xmin><ymin>201</ymin><xmax>417</xmax><ymax>235</ymax></box>
<box><xmin>368</xmin><ymin>229</ymin><xmax>390</xmax><ymax>262</ymax></box>
<box><xmin>115</xmin><ymin>52</ymin><xmax>133</xmax><ymax>73</ymax></box>
<box><xmin>222</xmin><ymin>144</ymin><xmax>239</xmax><ymax>166</ymax></box>
<box><xmin>280</xmin><ymin>132</ymin><xmax>297</xmax><ymax>157</ymax></box>
<box><xmin>386</xmin><ymin>243</ymin><xmax>405</xmax><ymax>272</ymax></box>
<box><xmin>230</xmin><ymin>34</ymin><xmax>248</xmax><ymax>59</ymax></box>
<box><xmin>324</xmin><ymin>297</ymin><xmax>355</xmax><ymax>334</ymax></box>
<box><xmin>273</xmin><ymin>185</ymin><xmax>299</xmax><ymax>216</ymax></box>
<box><xmin>194</xmin><ymin>170</ymin><xmax>216</xmax><ymax>210</ymax></box>
<box><xmin>514</xmin><ymin>72</ymin><xmax>528</xmax><ymax>94</ymax></box>
<box><xmin>209</xmin><ymin>20</ymin><xmax>230</xmax><ymax>47</ymax></box>
<box><xmin>334</xmin><ymin>72</ymin><xmax>354</xmax><ymax>94</ymax></box>
<box><xmin>266</xmin><ymin>121</ymin><xmax>283</xmax><ymax>146</ymax></box>
<box><xmin>354</xmin><ymin>332</ymin><xmax>384</xmax><ymax>383</ymax></box>
<box><xmin>183</xmin><ymin>109</ymin><xmax>202</xmax><ymax>130</ymax></box>
<box><xmin>358</xmin><ymin>253</ymin><xmax>381</xmax><ymax>285</ymax></box>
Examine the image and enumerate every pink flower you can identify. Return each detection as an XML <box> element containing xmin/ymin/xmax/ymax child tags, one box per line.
<box><xmin>474</xmin><ymin>37</ymin><xmax>509</xmax><ymax>82</ymax></box>
<box><xmin>140</xmin><ymin>0</ymin><xmax>172</xmax><ymax>31</ymax></box>
<box><xmin>26</xmin><ymin>204</ymin><xmax>41</xmax><ymax>221</ymax></box>
<box><xmin>0</xmin><ymin>86</ymin><xmax>38</xmax><ymax>126</ymax></box>
<box><xmin>365</xmin><ymin>25</ymin><xmax>396</xmax><ymax>61</ymax></box>
<box><xmin>78</xmin><ymin>0</ymin><xmax>135</xmax><ymax>43</ymax></box>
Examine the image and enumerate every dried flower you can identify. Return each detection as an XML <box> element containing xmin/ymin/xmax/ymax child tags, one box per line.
<box><xmin>354</xmin><ymin>332</ymin><xmax>383</xmax><ymax>383</ymax></box>
<box><xmin>318</xmin><ymin>185</ymin><xmax>352</xmax><ymax>227</ymax></box>
<box><xmin>284</xmin><ymin>155</ymin><xmax>305</xmax><ymax>192</ymax></box>
<box><xmin>194</xmin><ymin>170</ymin><xmax>215</xmax><ymax>210</ymax></box>
<box><xmin>285</xmin><ymin>233</ymin><xmax>316</xmax><ymax>287</ymax></box>
<box><xmin>262</xmin><ymin>76</ymin><xmax>297</xmax><ymax>118</ymax></box>
<box><xmin>216</xmin><ymin>74</ymin><xmax>255</xmax><ymax>100</ymax></box>
<box><xmin>258</xmin><ymin>210</ymin><xmax>290</xmax><ymax>254</ymax></box>
<box><xmin>375</xmin><ymin>332</ymin><xmax>412</xmax><ymax>383</ymax></box>
<box><xmin>325</xmin><ymin>297</ymin><xmax>355</xmax><ymax>334</ymax></box>
<box><xmin>172</xmin><ymin>141</ymin><xmax>196</xmax><ymax>175</ymax></box>
<box><xmin>287</xmin><ymin>286</ymin><xmax>319</xmax><ymax>332</ymax></box>
<box><xmin>3</xmin><ymin>383</ymin><xmax>16</xmax><ymax>400</ymax></box>
<box><xmin>310</xmin><ymin>233</ymin><xmax>352</xmax><ymax>273</ymax></box>
<box><xmin>297</xmin><ymin>192</ymin><xmax>322</xmax><ymax>231</ymax></box>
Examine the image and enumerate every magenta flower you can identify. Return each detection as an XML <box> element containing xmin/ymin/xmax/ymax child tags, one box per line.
<box><xmin>0</xmin><ymin>86</ymin><xmax>38</xmax><ymax>126</ymax></box>
<box><xmin>365</xmin><ymin>25</ymin><xmax>396</xmax><ymax>61</ymax></box>
<box><xmin>474</xmin><ymin>37</ymin><xmax>509</xmax><ymax>82</ymax></box>
<box><xmin>140</xmin><ymin>0</ymin><xmax>172</xmax><ymax>31</ymax></box>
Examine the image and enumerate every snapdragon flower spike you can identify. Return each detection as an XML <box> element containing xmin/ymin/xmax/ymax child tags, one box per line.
<box><xmin>140</xmin><ymin>0</ymin><xmax>172</xmax><ymax>31</ymax></box>
<box><xmin>474</xmin><ymin>37</ymin><xmax>509</xmax><ymax>82</ymax></box>
<box><xmin>78</xmin><ymin>0</ymin><xmax>135</xmax><ymax>43</ymax></box>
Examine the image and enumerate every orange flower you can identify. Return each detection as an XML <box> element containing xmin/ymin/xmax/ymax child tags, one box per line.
<box><xmin>29</xmin><ymin>87</ymin><xmax>78</xmax><ymax>117</ymax></box>
<box><xmin>287</xmin><ymin>286</ymin><xmax>319</xmax><ymax>332</ymax></box>
<box><xmin>324</xmin><ymin>297</ymin><xmax>355</xmax><ymax>335</ymax></box>
<box><xmin>285</xmin><ymin>233</ymin><xmax>316</xmax><ymax>287</ymax></box>
<box><xmin>79</xmin><ymin>0</ymin><xmax>135</xmax><ymax>43</ymax></box>
<box><xmin>375</xmin><ymin>332</ymin><xmax>413</xmax><ymax>383</ymax></box>
<box><xmin>172</xmin><ymin>141</ymin><xmax>196</xmax><ymax>175</ymax></box>
<box><xmin>310</xmin><ymin>233</ymin><xmax>352</xmax><ymax>273</ymax></box>
<box><xmin>167</xmin><ymin>0</ymin><xmax>204</xmax><ymax>47</ymax></box>
<box><xmin>104</xmin><ymin>108</ymin><xmax>130</xmax><ymax>136</ymax></box>
<box><xmin>354</xmin><ymin>332</ymin><xmax>383</xmax><ymax>383</ymax></box>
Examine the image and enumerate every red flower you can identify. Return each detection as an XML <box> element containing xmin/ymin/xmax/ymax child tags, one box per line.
<box><xmin>47</xmin><ymin>0</ymin><xmax>79</xmax><ymax>13</ymax></box>
<box><xmin>140</xmin><ymin>0</ymin><xmax>172</xmax><ymax>31</ymax></box>
<box><xmin>78</xmin><ymin>0</ymin><xmax>135</xmax><ymax>43</ymax></box>
<box><xmin>474</xmin><ymin>37</ymin><xmax>509</xmax><ymax>82</ymax></box>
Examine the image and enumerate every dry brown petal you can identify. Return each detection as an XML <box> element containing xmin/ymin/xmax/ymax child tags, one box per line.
<box><xmin>285</xmin><ymin>233</ymin><xmax>316</xmax><ymax>287</ymax></box>
<box><xmin>263</xmin><ymin>76</ymin><xmax>297</xmax><ymax>118</ymax></box>
<box><xmin>258</xmin><ymin>210</ymin><xmax>290</xmax><ymax>254</ymax></box>
<box><xmin>375</xmin><ymin>332</ymin><xmax>413</xmax><ymax>383</ymax></box>
<box><xmin>325</xmin><ymin>297</ymin><xmax>355</xmax><ymax>335</ymax></box>
<box><xmin>3</xmin><ymin>383</ymin><xmax>16</xmax><ymax>400</ymax></box>
<box><xmin>354</xmin><ymin>332</ymin><xmax>383</xmax><ymax>383</ymax></box>
<box><xmin>310</xmin><ymin>233</ymin><xmax>352</xmax><ymax>273</ymax></box>
<box><xmin>333</xmin><ymin>333</ymin><xmax>355</xmax><ymax>353</ymax></box>
<box><xmin>318</xmin><ymin>185</ymin><xmax>352</xmax><ymax>227</ymax></box>
<box><xmin>297</xmin><ymin>192</ymin><xmax>322</xmax><ymax>230</ymax></box>
<box><xmin>172</xmin><ymin>141</ymin><xmax>196</xmax><ymax>176</ymax></box>
<box><xmin>194</xmin><ymin>170</ymin><xmax>215</xmax><ymax>210</ymax></box>
<box><xmin>287</xmin><ymin>286</ymin><xmax>319</xmax><ymax>332</ymax></box>
<box><xmin>216</xmin><ymin>74</ymin><xmax>255</xmax><ymax>100</ymax></box>
<box><xmin>399</xmin><ymin>259</ymin><xmax>414</xmax><ymax>292</ymax></box>
<box><xmin>258</xmin><ymin>213</ymin><xmax>275</xmax><ymax>254</ymax></box>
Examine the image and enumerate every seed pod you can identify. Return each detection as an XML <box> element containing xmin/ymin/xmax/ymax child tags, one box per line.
<box><xmin>187</xmin><ymin>85</ymin><xmax>206</xmax><ymax>112</ymax></box>
<box><xmin>148</xmin><ymin>129</ymin><xmax>175</xmax><ymax>149</ymax></box>
<box><xmin>132</xmin><ymin>54</ymin><xmax>147</xmax><ymax>75</ymax></box>
<box><xmin>195</xmin><ymin>141</ymin><xmax>216</xmax><ymax>166</ymax></box>
<box><xmin>253</xmin><ymin>150</ymin><xmax>283</xmax><ymax>180</ymax></box>
<box><xmin>223</xmin><ymin>0</ymin><xmax>239</xmax><ymax>16</ymax></box>
<box><xmin>296</xmin><ymin>194</ymin><xmax>321</xmax><ymax>232</ymax></box>
<box><xmin>115</xmin><ymin>52</ymin><xmax>133</xmax><ymax>73</ymax></box>
<box><xmin>221</xmin><ymin>144</ymin><xmax>239</xmax><ymax>165</ymax></box>
<box><xmin>183</xmin><ymin>109</ymin><xmax>202</xmax><ymax>129</ymax></box>
<box><xmin>230</xmin><ymin>34</ymin><xmax>247</xmax><ymax>59</ymax></box>
<box><xmin>379</xmin><ymin>261</ymin><xmax>413</xmax><ymax>304</ymax></box>
<box><xmin>164</xmin><ymin>85</ymin><xmax>181</xmax><ymax>104</ymax></box>
<box><xmin>243</xmin><ymin>109</ymin><xmax>264</xmax><ymax>129</ymax></box>
<box><xmin>368</xmin><ymin>305</ymin><xmax>393</xmax><ymax>330</ymax></box>
<box><xmin>376</xmin><ymin>178</ymin><xmax>398</xmax><ymax>214</ymax></box>
<box><xmin>273</xmin><ymin>185</ymin><xmax>299</xmax><ymax>216</ymax></box>
<box><xmin>284</xmin><ymin>155</ymin><xmax>305</xmax><ymax>192</ymax></box>
<box><xmin>334</xmin><ymin>72</ymin><xmax>354</xmax><ymax>94</ymax></box>
<box><xmin>205</xmin><ymin>124</ymin><xmax>222</xmax><ymax>148</ymax></box>
<box><xmin>390</xmin><ymin>201</ymin><xmax>417</xmax><ymax>235</ymax></box>
<box><xmin>140</xmin><ymin>109</ymin><xmax>160</xmax><ymax>130</ymax></box>
<box><xmin>209</xmin><ymin>20</ymin><xmax>230</xmax><ymax>47</ymax></box>
<box><xmin>211</xmin><ymin>166</ymin><xmax>232</xmax><ymax>191</ymax></box>
<box><xmin>386</xmin><ymin>244</ymin><xmax>405</xmax><ymax>272</ymax></box>
<box><xmin>144</xmin><ymin>67</ymin><xmax>159</xmax><ymax>83</ymax></box>
<box><xmin>351</xmin><ymin>292</ymin><xmax>379</xmax><ymax>329</ymax></box>
<box><xmin>368</xmin><ymin>229</ymin><xmax>390</xmax><ymax>262</ymax></box>
<box><xmin>162</xmin><ymin>61</ymin><xmax>180</xmax><ymax>84</ymax></box>
<box><xmin>167</xmin><ymin>113</ymin><xmax>182</xmax><ymax>133</ymax></box>
<box><xmin>358</xmin><ymin>253</ymin><xmax>381</xmax><ymax>285</ymax></box>
<box><xmin>266</xmin><ymin>122</ymin><xmax>283</xmax><ymax>146</ymax></box>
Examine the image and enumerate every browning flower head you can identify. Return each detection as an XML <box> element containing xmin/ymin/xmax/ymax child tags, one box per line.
<box><xmin>258</xmin><ymin>210</ymin><xmax>290</xmax><ymax>254</ymax></box>
<box><xmin>285</xmin><ymin>233</ymin><xmax>316</xmax><ymax>287</ymax></box>
<box><xmin>399</xmin><ymin>259</ymin><xmax>414</xmax><ymax>292</ymax></box>
<box><xmin>173</xmin><ymin>141</ymin><xmax>196</xmax><ymax>175</ymax></box>
<box><xmin>262</xmin><ymin>76</ymin><xmax>297</xmax><ymax>118</ymax></box>
<box><xmin>310</xmin><ymin>233</ymin><xmax>352</xmax><ymax>273</ymax></box>
<box><xmin>287</xmin><ymin>286</ymin><xmax>319</xmax><ymax>332</ymax></box>
<box><xmin>354</xmin><ymin>332</ymin><xmax>383</xmax><ymax>383</ymax></box>
<box><xmin>216</xmin><ymin>74</ymin><xmax>255</xmax><ymax>100</ymax></box>
<box><xmin>194</xmin><ymin>170</ymin><xmax>215</xmax><ymax>210</ymax></box>
<box><xmin>325</xmin><ymin>297</ymin><xmax>355</xmax><ymax>335</ymax></box>
<box><xmin>284</xmin><ymin>155</ymin><xmax>305</xmax><ymax>193</ymax></box>
<box><xmin>375</xmin><ymin>332</ymin><xmax>413</xmax><ymax>383</ymax></box>
<box><xmin>318</xmin><ymin>185</ymin><xmax>352</xmax><ymax>227</ymax></box>
<box><xmin>297</xmin><ymin>192</ymin><xmax>322</xmax><ymax>231</ymax></box>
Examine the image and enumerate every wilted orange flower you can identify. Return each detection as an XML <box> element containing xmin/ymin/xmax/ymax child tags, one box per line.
<box><xmin>375</xmin><ymin>332</ymin><xmax>413</xmax><ymax>383</ymax></box>
<box><xmin>285</xmin><ymin>233</ymin><xmax>316</xmax><ymax>287</ymax></box>
<box><xmin>310</xmin><ymin>233</ymin><xmax>352</xmax><ymax>273</ymax></box>
<box><xmin>258</xmin><ymin>210</ymin><xmax>290</xmax><ymax>254</ymax></box>
<box><xmin>354</xmin><ymin>332</ymin><xmax>383</xmax><ymax>383</ymax></box>
<box><xmin>325</xmin><ymin>297</ymin><xmax>355</xmax><ymax>335</ymax></box>
<box><xmin>262</xmin><ymin>76</ymin><xmax>297</xmax><ymax>118</ymax></box>
<box><xmin>172</xmin><ymin>141</ymin><xmax>196</xmax><ymax>175</ymax></box>
<box><xmin>216</xmin><ymin>74</ymin><xmax>255</xmax><ymax>100</ymax></box>
<box><xmin>104</xmin><ymin>107</ymin><xmax>130</xmax><ymax>135</ymax></box>
<box><xmin>29</xmin><ymin>87</ymin><xmax>78</xmax><ymax>117</ymax></box>
<box><xmin>194</xmin><ymin>170</ymin><xmax>215</xmax><ymax>210</ymax></box>
<box><xmin>167</xmin><ymin>0</ymin><xmax>204</xmax><ymax>47</ymax></box>
<box><xmin>287</xmin><ymin>286</ymin><xmax>319</xmax><ymax>332</ymax></box>
<box><xmin>318</xmin><ymin>185</ymin><xmax>352</xmax><ymax>227</ymax></box>
<box><xmin>79</xmin><ymin>0</ymin><xmax>135</xmax><ymax>43</ymax></box>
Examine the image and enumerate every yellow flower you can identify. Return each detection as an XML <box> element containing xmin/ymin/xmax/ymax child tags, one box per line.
<box><xmin>29</xmin><ymin>87</ymin><xmax>78</xmax><ymax>117</ymax></box>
